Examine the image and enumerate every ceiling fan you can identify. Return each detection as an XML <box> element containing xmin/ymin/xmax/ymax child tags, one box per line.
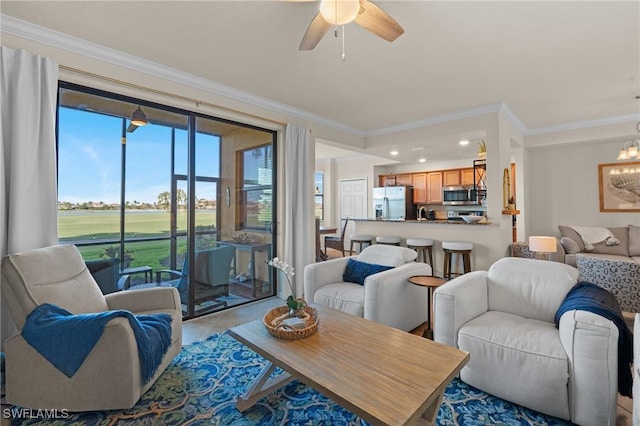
<box><xmin>299</xmin><ymin>0</ymin><xmax>404</xmax><ymax>51</ymax></box>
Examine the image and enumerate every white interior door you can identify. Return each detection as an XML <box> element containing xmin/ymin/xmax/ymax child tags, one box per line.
<box><xmin>339</xmin><ymin>178</ymin><xmax>368</xmax><ymax>249</ymax></box>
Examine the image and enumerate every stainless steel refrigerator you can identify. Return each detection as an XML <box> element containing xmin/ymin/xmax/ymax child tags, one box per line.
<box><xmin>372</xmin><ymin>186</ymin><xmax>415</xmax><ymax>220</ymax></box>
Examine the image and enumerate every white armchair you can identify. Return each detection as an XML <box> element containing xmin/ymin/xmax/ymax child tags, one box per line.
<box><xmin>304</xmin><ymin>245</ymin><xmax>430</xmax><ymax>331</ymax></box>
<box><xmin>434</xmin><ymin>257</ymin><xmax>619</xmax><ymax>426</ymax></box>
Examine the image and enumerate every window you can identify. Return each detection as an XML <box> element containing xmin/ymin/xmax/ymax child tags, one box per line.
<box><xmin>314</xmin><ymin>171</ymin><xmax>324</xmax><ymax>220</ymax></box>
<box><xmin>57</xmin><ymin>82</ymin><xmax>278</xmax><ymax>319</ymax></box>
<box><xmin>237</xmin><ymin>144</ymin><xmax>273</xmax><ymax>230</ymax></box>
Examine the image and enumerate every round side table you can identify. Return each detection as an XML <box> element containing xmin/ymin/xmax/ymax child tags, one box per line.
<box><xmin>408</xmin><ymin>275</ymin><xmax>446</xmax><ymax>339</ymax></box>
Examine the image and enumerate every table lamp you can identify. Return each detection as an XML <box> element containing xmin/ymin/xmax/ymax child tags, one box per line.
<box><xmin>528</xmin><ymin>236</ymin><xmax>557</xmax><ymax>261</ymax></box>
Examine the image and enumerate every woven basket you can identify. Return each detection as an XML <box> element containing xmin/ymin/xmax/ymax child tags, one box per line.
<box><xmin>263</xmin><ymin>305</ymin><xmax>319</xmax><ymax>340</ymax></box>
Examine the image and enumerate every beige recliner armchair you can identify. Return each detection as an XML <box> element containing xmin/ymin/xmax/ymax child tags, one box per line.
<box><xmin>1</xmin><ymin>244</ymin><xmax>183</xmax><ymax>411</ymax></box>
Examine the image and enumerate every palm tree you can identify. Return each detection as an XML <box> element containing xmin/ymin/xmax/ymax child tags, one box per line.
<box><xmin>157</xmin><ymin>191</ymin><xmax>170</xmax><ymax>210</ymax></box>
<box><xmin>176</xmin><ymin>188</ymin><xmax>187</xmax><ymax>209</ymax></box>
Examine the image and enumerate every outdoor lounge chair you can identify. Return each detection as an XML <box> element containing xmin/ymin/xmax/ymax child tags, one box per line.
<box><xmin>153</xmin><ymin>245</ymin><xmax>236</xmax><ymax>312</ymax></box>
<box><xmin>85</xmin><ymin>257</ymin><xmax>130</xmax><ymax>294</ymax></box>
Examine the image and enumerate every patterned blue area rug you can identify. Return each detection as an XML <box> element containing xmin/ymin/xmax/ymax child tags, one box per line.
<box><xmin>12</xmin><ymin>332</ymin><xmax>572</xmax><ymax>425</ymax></box>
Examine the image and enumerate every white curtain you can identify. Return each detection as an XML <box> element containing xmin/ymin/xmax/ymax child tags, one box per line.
<box><xmin>0</xmin><ymin>47</ymin><xmax>59</xmax><ymax>346</ymax></box>
<box><xmin>283</xmin><ymin>124</ymin><xmax>314</xmax><ymax>300</ymax></box>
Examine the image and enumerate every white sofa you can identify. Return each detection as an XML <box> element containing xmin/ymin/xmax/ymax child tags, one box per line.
<box><xmin>303</xmin><ymin>245</ymin><xmax>430</xmax><ymax>331</ymax></box>
<box><xmin>434</xmin><ymin>257</ymin><xmax>619</xmax><ymax>426</ymax></box>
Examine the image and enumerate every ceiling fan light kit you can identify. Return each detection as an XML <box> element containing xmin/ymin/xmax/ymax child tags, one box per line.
<box><xmin>319</xmin><ymin>0</ymin><xmax>360</xmax><ymax>25</ymax></box>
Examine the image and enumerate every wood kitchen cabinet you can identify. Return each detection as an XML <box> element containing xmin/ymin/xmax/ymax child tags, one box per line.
<box><xmin>443</xmin><ymin>170</ymin><xmax>461</xmax><ymax>186</ymax></box>
<box><xmin>379</xmin><ymin>173</ymin><xmax>413</xmax><ymax>187</ymax></box>
<box><xmin>461</xmin><ymin>168</ymin><xmax>475</xmax><ymax>186</ymax></box>
<box><xmin>379</xmin><ymin>175</ymin><xmax>395</xmax><ymax>186</ymax></box>
<box><xmin>412</xmin><ymin>172</ymin><xmax>427</xmax><ymax>203</ymax></box>
<box><xmin>443</xmin><ymin>168</ymin><xmax>476</xmax><ymax>187</ymax></box>
<box><xmin>426</xmin><ymin>172</ymin><xmax>443</xmax><ymax>204</ymax></box>
<box><xmin>376</xmin><ymin>165</ymin><xmax>482</xmax><ymax>205</ymax></box>
<box><xmin>396</xmin><ymin>174</ymin><xmax>413</xmax><ymax>186</ymax></box>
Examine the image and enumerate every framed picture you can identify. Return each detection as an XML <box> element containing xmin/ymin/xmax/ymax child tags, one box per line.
<box><xmin>598</xmin><ymin>161</ymin><xmax>640</xmax><ymax>212</ymax></box>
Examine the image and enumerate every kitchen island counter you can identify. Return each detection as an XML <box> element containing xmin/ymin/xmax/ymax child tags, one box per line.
<box><xmin>350</xmin><ymin>218</ymin><xmax>491</xmax><ymax>225</ymax></box>
<box><xmin>347</xmin><ymin>217</ymin><xmax>502</xmax><ymax>277</ymax></box>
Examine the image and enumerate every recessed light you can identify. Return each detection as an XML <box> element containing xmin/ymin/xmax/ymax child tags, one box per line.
<box><xmin>419</xmin><ymin>158</ymin><xmax>426</xmax><ymax>163</ymax></box>
<box><xmin>390</xmin><ymin>150</ymin><xmax>399</xmax><ymax>156</ymax></box>
<box><xmin>459</xmin><ymin>140</ymin><xmax>470</xmax><ymax>146</ymax></box>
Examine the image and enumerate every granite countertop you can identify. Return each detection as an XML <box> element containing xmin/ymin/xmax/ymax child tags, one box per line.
<box><xmin>349</xmin><ymin>218</ymin><xmax>491</xmax><ymax>225</ymax></box>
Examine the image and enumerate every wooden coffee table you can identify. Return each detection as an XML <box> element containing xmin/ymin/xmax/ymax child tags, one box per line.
<box><xmin>228</xmin><ymin>304</ymin><xmax>469</xmax><ymax>425</ymax></box>
<box><xmin>408</xmin><ymin>276</ymin><xmax>447</xmax><ymax>339</ymax></box>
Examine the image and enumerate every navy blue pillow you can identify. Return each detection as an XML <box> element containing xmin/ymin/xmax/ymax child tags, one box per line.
<box><xmin>343</xmin><ymin>259</ymin><xmax>394</xmax><ymax>285</ymax></box>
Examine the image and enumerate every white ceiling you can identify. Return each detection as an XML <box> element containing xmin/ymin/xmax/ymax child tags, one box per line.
<box><xmin>2</xmin><ymin>1</ymin><xmax>639</xmax><ymax>164</ymax></box>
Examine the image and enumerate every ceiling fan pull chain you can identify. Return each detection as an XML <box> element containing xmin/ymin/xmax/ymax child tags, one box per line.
<box><xmin>334</xmin><ymin>0</ymin><xmax>339</xmax><ymax>37</ymax></box>
<box><xmin>341</xmin><ymin>25</ymin><xmax>346</xmax><ymax>61</ymax></box>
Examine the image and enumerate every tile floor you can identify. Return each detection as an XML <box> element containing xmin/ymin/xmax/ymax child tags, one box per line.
<box><xmin>182</xmin><ymin>296</ymin><xmax>634</xmax><ymax>425</ymax></box>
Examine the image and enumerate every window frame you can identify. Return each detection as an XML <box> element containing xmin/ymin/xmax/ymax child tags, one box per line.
<box><xmin>314</xmin><ymin>171</ymin><xmax>324</xmax><ymax>220</ymax></box>
<box><xmin>236</xmin><ymin>143</ymin><xmax>273</xmax><ymax>231</ymax></box>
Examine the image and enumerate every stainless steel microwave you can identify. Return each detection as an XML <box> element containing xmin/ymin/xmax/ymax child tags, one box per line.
<box><xmin>442</xmin><ymin>185</ymin><xmax>485</xmax><ymax>205</ymax></box>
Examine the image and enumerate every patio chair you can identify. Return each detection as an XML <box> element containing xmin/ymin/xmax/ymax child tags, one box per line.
<box><xmin>153</xmin><ymin>245</ymin><xmax>236</xmax><ymax>311</ymax></box>
<box><xmin>85</xmin><ymin>257</ymin><xmax>130</xmax><ymax>294</ymax></box>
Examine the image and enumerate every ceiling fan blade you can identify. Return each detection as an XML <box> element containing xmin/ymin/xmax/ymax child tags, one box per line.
<box><xmin>299</xmin><ymin>12</ymin><xmax>331</xmax><ymax>50</ymax></box>
<box><xmin>354</xmin><ymin>0</ymin><xmax>404</xmax><ymax>42</ymax></box>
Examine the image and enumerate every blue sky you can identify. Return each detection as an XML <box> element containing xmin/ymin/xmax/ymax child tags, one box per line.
<box><xmin>58</xmin><ymin>108</ymin><xmax>220</xmax><ymax>204</ymax></box>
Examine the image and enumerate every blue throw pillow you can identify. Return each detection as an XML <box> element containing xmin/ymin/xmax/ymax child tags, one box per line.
<box><xmin>343</xmin><ymin>259</ymin><xmax>394</xmax><ymax>285</ymax></box>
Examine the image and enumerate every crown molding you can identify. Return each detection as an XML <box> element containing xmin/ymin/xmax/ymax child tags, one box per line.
<box><xmin>1</xmin><ymin>14</ymin><xmax>635</xmax><ymax>141</ymax></box>
<box><xmin>0</xmin><ymin>14</ymin><xmax>365</xmax><ymax>138</ymax></box>
<box><xmin>524</xmin><ymin>113</ymin><xmax>638</xmax><ymax>136</ymax></box>
<box><xmin>364</xmin><ymin>103</ymin><xmax>504</xmax><ymax>138</ymax></box>
<box><xmin>497</xmin><ymin>102</ymin><xmax>527</xmax><ymax>134</ymax></box>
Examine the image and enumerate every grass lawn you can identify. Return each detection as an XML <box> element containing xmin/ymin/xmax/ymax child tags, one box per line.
<box><xmin>59</xmin><ymin>210</ymin><xmax>217</xmax><ymax>279</ymax></box>
<box><xmin>58</xmin><ymin>210</ymin><xmax>216</xmax><ymax>239</ymax></box>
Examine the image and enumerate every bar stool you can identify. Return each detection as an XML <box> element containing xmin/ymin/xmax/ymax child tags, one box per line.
<box><xmin>442</xmin><ymin>241</ymin><xmax>473</xmax><ymax>279</ymax></box>
<box><xmin>406</xmin><ymin>238</ymin><xmax>434</xmax><ymax>270</ymax></box>
<box><xmin>376</xmin><ymin>236</ymin><xmax>401</xmax><ymax>246</ymax></box>
<box><xmin>349</xmin><ymin>234</ymin><xmax>374</xmax><ymax>255</ymax></box>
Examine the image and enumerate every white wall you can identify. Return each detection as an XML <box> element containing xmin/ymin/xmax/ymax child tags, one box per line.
<box><xmin>526</xmin><ymin>139</ymin><xmax>640</xmax><ymax>238</ymax></box>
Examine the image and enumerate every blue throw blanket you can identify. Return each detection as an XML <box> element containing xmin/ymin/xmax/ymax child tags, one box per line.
<box><xmin>554</xmin><ymin>282</ymin><xmax>633</xmax><ymax>397</ymax></box>
<box><xmin>22</xmin><ymin>303</ymin><xmax>173</xmax><ymax>384</ymax></box>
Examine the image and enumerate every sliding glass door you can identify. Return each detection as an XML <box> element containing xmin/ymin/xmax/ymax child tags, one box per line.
<box><xmin>57</xmin><ymin>82</ymin><xmax>277</xmax><ymax>319</ymax></box>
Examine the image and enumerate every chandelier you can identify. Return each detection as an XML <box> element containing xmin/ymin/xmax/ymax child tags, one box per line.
<box><xmin>618</xmin><ymin>96</ymin><xmax>640</xmax><ymax>160</ymax></box>
<box><xmin>617</xmin><ymin>121</ymin><xmax>640</xmax><ymax>160</ymax></box>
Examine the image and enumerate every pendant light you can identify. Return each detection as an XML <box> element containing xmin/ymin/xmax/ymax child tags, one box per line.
<box><xmin>617</xmin><ymin>96</ymin><xmax>640</xmax><ymax>160</ymax></box>
<box><xmin>130</xmin><ymin>106</ymin><xmax>148</xmax><ymax>127</ymax></box>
